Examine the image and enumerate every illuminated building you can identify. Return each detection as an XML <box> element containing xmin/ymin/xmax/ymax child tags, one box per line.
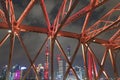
<box><xmin>57</xmin><ymin>54</ymin><xmax>63</xmax><ymax>79</ymax></box>
<box><xmin>44</xmin><ymin>44</ymin><xmax>49</xmax><ymax>80</ymax></box>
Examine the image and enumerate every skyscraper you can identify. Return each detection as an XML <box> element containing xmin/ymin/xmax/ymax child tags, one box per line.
<box><xmin>57</xmin><ymin>54</ymin><xmax>63</xmax><ymax>79</ymax></box>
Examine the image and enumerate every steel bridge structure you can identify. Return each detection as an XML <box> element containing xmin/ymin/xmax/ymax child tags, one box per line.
<box><xmin>0</xmin><ymin>0</ymin><xmax>120</xmax><ymax>80</ymax></box>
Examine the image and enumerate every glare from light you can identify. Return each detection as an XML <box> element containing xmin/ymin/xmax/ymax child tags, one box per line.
<box><xmin>21</xmin><ymin>66</ymin><xmax>27</xmax><ymax>70</ymax></box>
<box><xmin>8</xmin><ymin>30</ymin><xmax>12</xmax><ymax>33</ymax></box>
<box><xmin>93</xmin><ymin>39</ymin><xmax>96</xmax><ymax>42</ymax></box>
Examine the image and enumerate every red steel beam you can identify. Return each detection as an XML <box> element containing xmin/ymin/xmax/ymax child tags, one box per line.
<box><xmin>17</xmin><ymin>34</ymin><xmax>40</xmax><ymax>80</ymax></box>
<box><xmin>85</xmin><ymin>3</ymin><xmax>120</xmax><ymax>41</ymax></box>
<box><xmin>61</xmin><ymin>0</ymin><xmax>67</xmax><ymax>19</ymax></box>
<box><xmin>0</xmin><ymin>22</ymin><xmax>9</xmax><ymax>29</ymax></box>
<box><xmin>108</xmin><ymin>49</ymin><xmax>118</xmax><ymax>78</ymax></box>
<box><xmin>20</xmin><ymin>24</ymin><xmax>81</xmax><ymax>39</ymax></box>
<box><xmin>0</xmin><ymin>1</ymin><xmax>119</xmax><ymax>79</ymax></box>
<box><xmin>0</xmin><ymin>33</ymin><xmax>10</xmax><ymax>47</ymax></box>
<box><xmin>114</xmin><ymin>40</ymin><xmax>120</xmax><ymax>49</ymax></box>
<box><xmin>86</xmin><ymin>44</ymin><xmax>109</xmax><ymax>79</ymax></box>
<box><xmin>9</xmin><ymin>0</ymin><xmax>16</xmax><ymax>24</ymax></box>
<box><xmin>55</xmin><ymin>39</ymin><xmax>79</xmax><ymax>80</ymax></box>
<box><xmin>16</xmin><ymin>0</ymin><xmax>36</xmax><ymax>28</ymax></box>
<box><xmin>81</xmin><ymin>43</ymin><xmax>89</xmax><ymax>79</ymax></box>
<box><xmin>109</xmin><ymin>30</ymin><xmax>120</xmax><ymax>41</ymax></box>
<box><xmin>20</xmin><ymin>24</ymin><xmax>80</xmax><ymax>39</ymax></box>
<box><xmin>1</xmin><ymin>22</ymin><xmax>117</xmax><ymax>49</ymax></box>
<box><xmin>115</xmin><ymin>46</ymin><xmax>120</xmax><ymax>49</ymax></box>
<box><xmin>0</xmin><ymin>9</ymin><xmax>6</xmax><ymax>22</ymax></box>
<box><xmin>39</xmin><ymin>0</ymin><xmax>51</xmax><ymax>32</ymax></box>
<box><xmin>64</xmin><ymin>40</ymin><xmax>81</xmax><ymax>80</ymax></box>
<box><xmin>22</xmin><ymin>37</ymin><xmax>48</xmax><ymax>79</ymax></box>
<box><xmin>91</xmin><ymin>38</ymin><xmax>109</xmax><ymax>45</ymax></box>
<box><xmin>54</xmin><ymin>0</ymin><xmax>79</xmax><ymax>38</ymax></box>
<box><xmin>86</xmin><ymin>3</ymin><xmax>120</xmax><ymax>33</ymax></box>
<box><xmin>85</xmin><ymin>17</ymin><xmax>120</xmax><ymax>42</ymax></box>
<box><xmin>20</xmin><ymin>25</ymin><xmax>48</xmax><ymax>34</ymax></box>
<box><xmin>64</xmin><ymin>0</ymin><xmax>108</xmax><ymax>27</ymax></box>
<box><xmin>0</xmin><ymin>22</ymin><xmax>80</xmax><ymax>39</ymax></box>
<box><xmin>50</xmin><ymin>37</ymin><xmax>55</xmax><ymax>80</ymax></box>
<box><xmin>97</xmin><ymin>49</ymin><xmax>108</xmax><ymax>78</ymax></box>
<box><xmin>81</xmin><ymin>0</ymin><xmax>97</xmax><ymax>33</ymax></box>
<box><xmin>6</xmin><ymin>33</ymin><xmax>15</xmax><ymax>80</ymax></box>
<box><xmin>52</xmin><ymin>0</ymin><xmax>67</xmax><ymax>35</ymax></box>
<box><xmin>0</xmin><ymin>0</ymin><xmax>12</xmax><ymax>28</ymax></box>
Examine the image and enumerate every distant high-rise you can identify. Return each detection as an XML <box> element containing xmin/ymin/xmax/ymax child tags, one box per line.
<box><xmin>44</xmin><ymin>44</ymin><xmax>49</xmax><ymax>80</ymax></box>
<box><xmin>66</xmin><ymin>46</ymin><xmax>71</xmax><ymax>71</ymax></box>
<box><xmin>57</xmin><ymin>55</ymin><xmax>63</xmax><ymax>78</ymax></box>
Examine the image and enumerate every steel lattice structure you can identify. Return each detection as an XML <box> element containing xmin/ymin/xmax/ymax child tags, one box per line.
<box><xmin>0</xmin><ymin>0</ymin><xmax>120</xmax><ymax>80</ymax></box>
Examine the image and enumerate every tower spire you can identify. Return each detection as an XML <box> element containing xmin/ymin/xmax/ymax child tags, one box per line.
<box><xmin>44</xmin><ymin>43</ymin><xmax>49</xmax><ymax>80</ymax></box>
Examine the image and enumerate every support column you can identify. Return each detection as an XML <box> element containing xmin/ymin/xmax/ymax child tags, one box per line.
<box><xmin>108</xmin><ymin>49</ymin><xmax>118</xmax><ymax>79</ymax></box>
<box><xmin>50</xmin><ymin>37</ymin><xmax>55</xmax><ymax>80</ymax></box>
<box><xmin>6</xmin><ymin>33</ymin><xmax>15</xmax><ymax>80</ymax></box>
<box><xmin>81</xmin><ymin>43</ymin><xmax>88</xmax><ymax>79</ymax></box>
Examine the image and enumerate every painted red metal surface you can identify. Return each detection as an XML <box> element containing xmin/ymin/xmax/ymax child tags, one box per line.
<box><xmin>0</xmin><ymin>0</ymin><xmax>120</xmax><ymax>80</ymax></box>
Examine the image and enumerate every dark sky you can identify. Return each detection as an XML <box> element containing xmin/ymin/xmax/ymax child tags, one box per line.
<box><xmin>0</xmin><ymin>0</ymin><xmax>120</xmax><ymax>78</ymax></box>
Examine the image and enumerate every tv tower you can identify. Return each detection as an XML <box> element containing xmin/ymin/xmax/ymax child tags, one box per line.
<box><xmin>44</xmin><ymin>44</ymin><xmax>49</xmax><ymax>80</ymax></box>
<box><xmin>57</xmin><ymin>54</ymin><xmax>63</xmax><ymax>79</ymax></box>
<box><xmin>66</xmin><ymin>46</ymin><xmax>71</xmax><ymax>71</ymax></box>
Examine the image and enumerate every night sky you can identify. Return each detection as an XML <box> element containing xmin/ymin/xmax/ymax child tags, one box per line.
<box><xmin>0</xmin><ymin>0</ymin><xmax>120</xmax><ymax>78</ymax></box>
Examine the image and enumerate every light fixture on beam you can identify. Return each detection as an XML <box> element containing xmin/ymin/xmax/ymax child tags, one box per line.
<box><xmin>8</xmin><ymin>30</ymin><xmax>12</xmax><ymax>33</ymax></box>
<box><xmin>93</xmin><ymin>39</ymin><xmax>96</xmax><ymax>42</ymax></box>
